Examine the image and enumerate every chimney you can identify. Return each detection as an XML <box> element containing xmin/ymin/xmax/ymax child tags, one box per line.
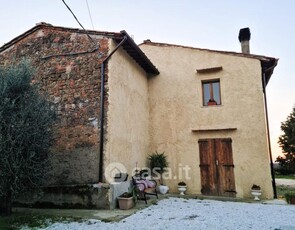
<box><xmin>238</xmin><ymin>28</ymin><xmax>251</xmax><ymax>54</ymax></box>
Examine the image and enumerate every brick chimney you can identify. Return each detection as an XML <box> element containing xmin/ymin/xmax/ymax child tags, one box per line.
<box><xmin>238</xmin><ymin>28</ymin><xmax>251</xmax><ymax>54</ymax></box>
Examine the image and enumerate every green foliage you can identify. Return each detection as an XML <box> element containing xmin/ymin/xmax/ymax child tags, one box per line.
<box><xmin>129</xmin><ymin>186</ymin><xmax>139</xmax><ymax>203</ymax></box>
<box><xmin>0</xmin><ymin>62</ymin><xmax>56</xmax><ymax>215</ymax></box>
<box><xmin>275</xmin><ymin>174</ymin><xmax>295</xmax><ymax>180</ymax></box>
<box><xmin>0</xmin><ymin>213</ymin><xmax>81</xmax><ymax>229</ymax></box>
<box><xmin>276</xmin><ymin>106</ymin><xmax>295</xmax><ymax>174</ymax></box>
<box><xmin>276</xmin><ymin>185</ymin><xmax>293</xmax><ymax>198</ymax></box>
<box><xmin>119</xmin><ymin>192</ymin><xmax>133</xmax><ymax>198</ymax></box>
<box><xmin>148</xmin><ymin>151</ymin><xmax>168</xmax><ymax>184</ymax></box>
<box><xmin>251</xmin><ymin>184</ymin><xmax>261</xmax><ymax>190</ymax></box>
<box><xmin>284</xmin><ymin>191</ymin><xmax>295</xmax><ymax>204</ymax></box>
<box><xmin>148</xmin><ymin>151</ymin><xmax>168</xmax><ymax>174</ymax></box>
<box><xmin>119</xmin><ymin>186</ymin><xmax>139</xmax><ymax>205</ymax></box>
<box><xmin>178</xmin><ymin>181</ymin><xmax>186</xmax><ymax>186</ymax></box>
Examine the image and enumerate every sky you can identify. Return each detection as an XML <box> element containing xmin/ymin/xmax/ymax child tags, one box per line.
<box><xmin>0</xmin><ymin>0</ymin><xmax>294</xmax><ymax>161</ymax></box>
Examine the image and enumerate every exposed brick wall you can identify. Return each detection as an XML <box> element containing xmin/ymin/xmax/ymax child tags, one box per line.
<box><xmin>0</xmin><ymin>26</ymin><xmax>110</xmax><ymax>185</ymax></box>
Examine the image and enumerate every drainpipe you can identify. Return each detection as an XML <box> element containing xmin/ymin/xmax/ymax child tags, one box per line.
<box><xmin>262</xmin><ymin>65</ymin><xmax>277</xmax><ymax>199</ymax></box>
<box><xmin>98</xmin><ymin>36</ymin><xmax>127</xmax><ymax>182</ymax></box>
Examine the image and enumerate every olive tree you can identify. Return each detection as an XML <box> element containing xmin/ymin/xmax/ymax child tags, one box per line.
<box><xmin>0</xmin><ymin>63</ymin><xmax>56</xmax><ymax>215</ymax></box>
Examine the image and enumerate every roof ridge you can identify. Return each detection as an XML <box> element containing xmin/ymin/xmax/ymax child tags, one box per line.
<box><xmin>0</xmin><ymin>22</ymin><xmax>121</xmax><ymax>52</ymax></box>
<box><xmin>0</xmin><ymin>22</ymin><xmax>159</xmax><ymax>76</ymax></box>
<box><xmin>139</xmin><ymin>40</ymin><xmax>277</xmax><ymax>61</ymax></box>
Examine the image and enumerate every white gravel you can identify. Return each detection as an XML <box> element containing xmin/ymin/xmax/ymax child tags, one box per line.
<box><xmin>38</xmin><ymin>198</ymin><xmax>295</xmax><ymax>230</ymax></box>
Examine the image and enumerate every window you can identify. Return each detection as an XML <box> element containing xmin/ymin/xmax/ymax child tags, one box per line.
<box><xmin>202</xmin><ymin>80</ymin><xmax>221</xmax><ymax>106</ymax></box>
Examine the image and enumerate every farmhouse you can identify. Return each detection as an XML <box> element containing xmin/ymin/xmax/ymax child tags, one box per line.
<box><xmin>140</xmin><ymin>34</ymin><xmax>277</xmax><ymax>198</ymax></box>
<box><xmin>0</xmin><ymin>23</ymin><xmax>277</xmax><ymax>206</ymax></box>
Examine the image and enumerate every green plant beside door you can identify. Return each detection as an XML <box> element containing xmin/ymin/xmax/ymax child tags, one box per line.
<box><xmin>148</xmin><ymin>151</ymin><xmax>169</xmax><ymax>194</ymax></box>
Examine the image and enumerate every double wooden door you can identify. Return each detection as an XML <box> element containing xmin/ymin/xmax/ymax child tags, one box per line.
<box><xmin>198</xmin><ymin>138</ymin><xmax>236</xmax><ymax>197</ymax></box>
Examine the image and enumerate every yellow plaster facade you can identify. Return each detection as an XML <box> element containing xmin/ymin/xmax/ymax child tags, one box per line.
<box><xmin>105</xmin><ymin>39</ymin><xmax>275</xmax><ymax>199</ymax></box>
<box><xmin>140</xmin><ymin>43</ymin><xmax>273</xmax><ymax>199</ymax></box>
<box><xmin>105</xmin><ymin>40</ymin><xmax>150</xmax><ymax>178</ymax></box>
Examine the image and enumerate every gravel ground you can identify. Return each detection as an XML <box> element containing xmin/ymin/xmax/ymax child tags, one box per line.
<box><xmin>276</xmin><ymin>179</ymin><xmax>295</xmax><ymax>187</ymax></box>
<box><xmin>33</xmin><ymin>198</ymin><xmax>295</xmax><ymax>230</ymax></box>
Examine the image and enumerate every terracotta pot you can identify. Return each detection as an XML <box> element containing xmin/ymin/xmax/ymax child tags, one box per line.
<box><xmin>118</xmin><ymin>196</ymin><xmax>134</xmax><ymax>210</ymax></box>
<box><xmin>207</xmin><ymin>101</ymin><xmax>217</xmax><ymax>106</ymax></box>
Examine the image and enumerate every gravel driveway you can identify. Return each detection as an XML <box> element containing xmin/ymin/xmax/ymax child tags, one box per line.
<box><xmin>276</xmin><ymin>178</ymin><xmax>295</xmax><ymax>187</ymax></box>
<box><xmin>39</xmin><ymin>198</ymin><xmax>295</xmax><ymax>230</ymax></box>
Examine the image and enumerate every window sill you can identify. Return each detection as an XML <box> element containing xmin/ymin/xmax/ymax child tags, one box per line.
<box><xmin>201</xmin><ymin>104</ymin><xmax>223</xmax><ymax>108</ymax></box>
<box><xmin>192</xmin><ymin>128</ymin><xmax>237</xmax><ymax>132</ymax></box>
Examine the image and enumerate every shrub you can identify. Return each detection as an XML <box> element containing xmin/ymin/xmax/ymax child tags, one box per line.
<box><xmin>0</xmin><ymin>62</ymin><xmax>56</xmax><ymax>215</ymax></box>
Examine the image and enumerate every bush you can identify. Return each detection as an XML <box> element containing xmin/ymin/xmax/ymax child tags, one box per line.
<box><xmin>285</xmin><ymin>191</ymin><xmax>295</xmax><ymax>204</ymax></box>
<box><xmin>0</xmin><ymin>62</ymin><xmax>56</xmax><ymax>215</ymax></box>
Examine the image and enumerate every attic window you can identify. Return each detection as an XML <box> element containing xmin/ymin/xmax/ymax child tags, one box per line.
<box><xmin>196</xmin><ymin>66</ymin><xmax>222</xmax><ymax>73</ymax></box>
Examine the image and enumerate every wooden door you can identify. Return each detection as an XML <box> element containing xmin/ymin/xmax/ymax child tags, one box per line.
<box><xmin>198</xmin><ymin>138</ymin><xmax>236</xmax><ymax>197</ymax></box>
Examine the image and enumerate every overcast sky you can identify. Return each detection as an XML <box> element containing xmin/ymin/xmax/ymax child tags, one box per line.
<box><xmin>1</xmin><ymin>0</ymin><xmax>294</xmax><ymax>160</ymax></box>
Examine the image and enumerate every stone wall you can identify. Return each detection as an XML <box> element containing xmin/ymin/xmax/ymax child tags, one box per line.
<box><xmin>15</xmin><ymin>181</ymin><xmax>131</xmax><ymax>210</ymax></box>
<box><xmin>15</xmin><ymin>184</ymin><xmax>110</xmax><ymax>209</ymax></box>
<box><xmin>0</xmin><ymin>25</ymin><xmax>110</xmax><ymax>185</ymax></box>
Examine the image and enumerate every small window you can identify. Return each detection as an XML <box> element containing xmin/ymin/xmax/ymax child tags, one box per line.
<box><xmin>202</xmin><ymin>80</ymin><xmax>221</xmax><ymax>106</ymax></box>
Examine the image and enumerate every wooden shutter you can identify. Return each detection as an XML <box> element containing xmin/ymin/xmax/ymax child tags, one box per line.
<box><xmin>215</xmin><ymin>138</ymin><xmax>236</xmax><ymax>197</ymax></box>
<box><xmin>198</xmin><ymin>139</ymin><xmax>217</xmax><ymax>196</ymax></box>
<box><xmin>199</xmin><ymin>138</ymin><xmax>236</xmax><ymax>197</ymax></box>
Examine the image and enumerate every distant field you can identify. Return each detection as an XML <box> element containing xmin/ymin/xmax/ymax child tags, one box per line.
<box><xmin>275</xmin><ymin>175</ymin><xmax>295</xmax><ymax>180</ymax></box>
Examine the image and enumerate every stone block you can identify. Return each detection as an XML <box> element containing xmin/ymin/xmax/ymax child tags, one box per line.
<box><xmin>109</xmin><ymin>181</ymin><xmax>132</xmax><ymax>210</ymax></box>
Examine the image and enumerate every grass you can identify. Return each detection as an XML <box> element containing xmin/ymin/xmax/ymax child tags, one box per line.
<box><xmin>275</xmin><ymin>174</ymin><xmax>295</xmax><ymax>180</ymax></box>
<box><xmin>0</xmin><ymin>213</ymin><xmax>83</xmax><ymax>230</ymax></box>
<box><xmin>0</xmin><ymin>213</ymin><xmax>47</xmax><ymax>230</ymax></box>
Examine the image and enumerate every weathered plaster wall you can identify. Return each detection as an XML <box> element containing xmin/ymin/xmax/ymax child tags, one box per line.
<box><xmin>140</xmin><ymin>43</ymin><xmax>273</xmax><ymax>199</ymax></box>
<box><xmin>105</xmin><ymin>40</ymin><xmax>150</xmax><ymax>181</ymax></box>
<box><xmin>0</xmin><ymin>26</ymin><xmax>109</xmax><ymax>185</ymax></box>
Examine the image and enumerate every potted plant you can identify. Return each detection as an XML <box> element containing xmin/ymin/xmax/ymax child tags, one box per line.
<box><xmin>117</xmin><ymin>186</ymin><xmax>138</xmax><ymax>210</ymax></box>
<box><xmin>207</xmin><ymin>99</ymin><xmax>217</xmax><ymax>106</ymax></box>
<box><xmin>178</xmin><ymin>181</ymin><xmax>187</xmax><ymax>195</ymax></box>
<box><xmin>148</xmin><ymin>151</ymin><xmax>169</xmax><ymax>194</ymax></box>
<box><xmin>285</xmin><ymin>191</ymin><xmax>295</xmax><ymax>204</ymax></box>
<box><xmin>117</xmin><ymin>192</ymin><xmax>134</xmax><ymax>210</ymax></box>
<box><xmin>250</xmin><ymin>184</ymin><xmax>262</xmax><ymax>201</ymax></box>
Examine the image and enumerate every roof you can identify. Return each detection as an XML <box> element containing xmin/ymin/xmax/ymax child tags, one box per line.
<box><xmin>0</xmin><ymin>23</ymin><xmax>159</xmax><ymax>76</ymax></box>
<box><xmin>113</xmin><ymin>31</ymin><xmax>160</xmax><ymax>76</ymax></box>
<box><xmin>140</xmin><ymin>40</ymin><xmax>278</xmax><ymax>85</ymax></box>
